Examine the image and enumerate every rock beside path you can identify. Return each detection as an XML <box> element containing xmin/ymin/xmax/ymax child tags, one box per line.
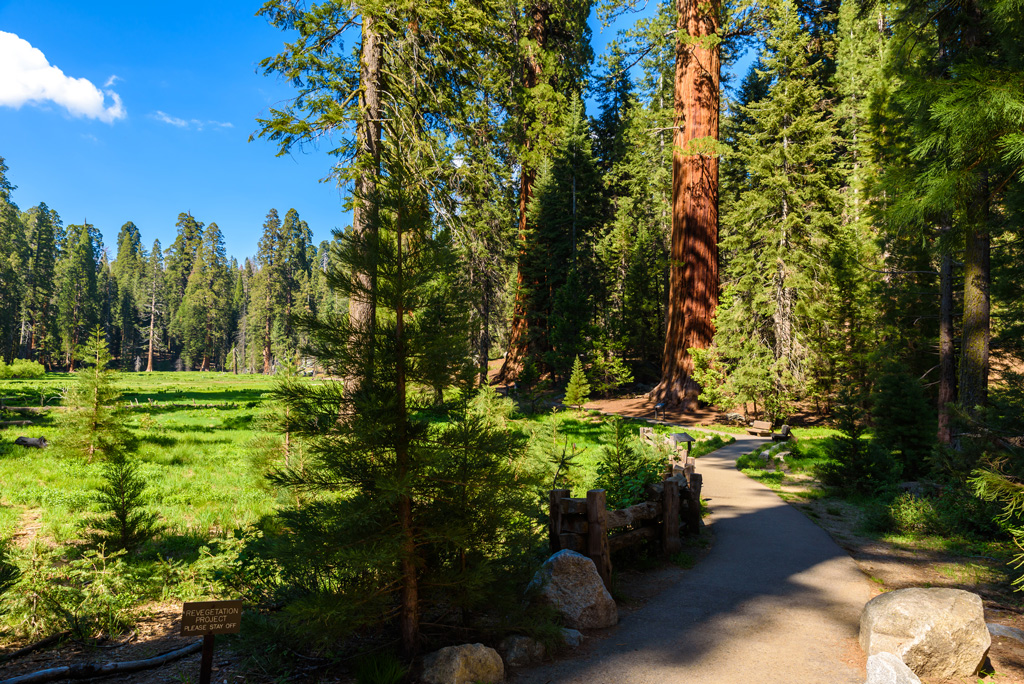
<box><xmin>860</xmin><ymin>588</ymin><xmax>990</xmax><ymax>679</ymax></box>
<box><xmin>421</xmin><ymin>643</ymin><xmax>503</xmax><ymax>684</ymax></box>
<box><xmin>528</xmin><ymin>550</ymin><xmax>618</xmax><ymax>629</ymax></box>
<box><xmin>500</xmin><ymin>636</ymin><xmax>546</xmax><ymax>668</ymax></box>
<box><xmin>866</xmin><ymin>652</ymin><xmax>921</xmax><ymax>684</ymax></box>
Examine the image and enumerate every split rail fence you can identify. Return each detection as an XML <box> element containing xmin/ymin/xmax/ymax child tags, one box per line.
<box><xmin>548</xmin><ymin>458</ymin><xmax>703</xmax><ymax>591</ymax></box>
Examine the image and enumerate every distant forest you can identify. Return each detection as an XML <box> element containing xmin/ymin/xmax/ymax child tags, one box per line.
<box><xmin>0</xmin><ymin>180</ymin><xmax>341</xmax><ymax>374</ymax></box>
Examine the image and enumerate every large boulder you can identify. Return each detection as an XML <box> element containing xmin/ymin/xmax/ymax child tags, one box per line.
<box><xmin>528</xmin><ymin>550</ymin><xmax>617</xmax><ymax>629</ymax></box>
<box><xmin>866</xmin><ymin>652</ymin><xmax>921</xmax><ymax>684</ymax></box>
<box><xmin>421</xmin><ymin>643</ymin><xmax>503</xmax><ymax>684</ymax></box>
<box><xmin>860</xmin><ymin>588</ymin><xmax>990</xmax><ymax>679</ymax></box>
<box><xmin>499</xmin><ymin>635</ymin><xmax>545</xmax><ymax>668</ymax></box>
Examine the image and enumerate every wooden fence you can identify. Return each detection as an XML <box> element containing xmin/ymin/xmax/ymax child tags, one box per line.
<box><xmin>548</xmin><ymin>460</ymin><xmax>703</xmax><ymax>590</ymax></box>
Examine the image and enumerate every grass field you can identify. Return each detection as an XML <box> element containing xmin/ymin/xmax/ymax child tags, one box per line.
<box><xmin>0</xmin><ymin>373</ymin><xmax>277</xmax><ymax>547</ymax></box>
<box><xmin>0</xmin><ymin>372</ymin><xmax>733</xmax><ymax>643</ymax></box>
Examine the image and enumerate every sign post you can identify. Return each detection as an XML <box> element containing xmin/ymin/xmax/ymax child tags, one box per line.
<box><xmin>181</xmin><ymin>600</ymin><xmax>242</xmax><ymax>684</ymax></box>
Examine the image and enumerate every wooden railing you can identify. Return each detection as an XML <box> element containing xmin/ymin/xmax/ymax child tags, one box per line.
<box><xmin>548</xmin><ymin>461</ymin><xmax>703</xmax><ymax>590</ymax></box>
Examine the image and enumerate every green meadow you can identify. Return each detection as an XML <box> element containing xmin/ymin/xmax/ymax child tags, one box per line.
<box><xmin>0</xmin><ymin>371</ymin><xmax>732</xmax><ymax>642</ymax></box>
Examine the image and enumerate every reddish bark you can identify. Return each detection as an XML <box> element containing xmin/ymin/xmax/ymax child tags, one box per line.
<box><xmin>654</xmin><ymin>0</ymin><xmax>721</xmax><ymax>409</ymax></box>
<box><xmin>496</xmin><ymin>5</ymin><xmax>547</xmax><ymax>385</ymax></box>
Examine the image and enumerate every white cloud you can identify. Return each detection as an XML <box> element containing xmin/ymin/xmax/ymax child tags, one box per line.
<box><xmin>151</xmin><ymin>110</ymin><xmax>233</xmax><ymax>131</ymax></box>
<box><xmin>0</xmin><ymin>31</ymin><xmax>125</xmax><ymax>123</ymax></box>
<box><xmin>103</xmin><ymin>75</ymin><xmax>121</xmax><ymax>88</ymax></box>
<box><xmin>153</xmin><ymin>110</ymin><xmax>188</xmax><ymax>127</ymax></box>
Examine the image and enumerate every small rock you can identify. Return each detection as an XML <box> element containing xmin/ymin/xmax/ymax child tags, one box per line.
<box><xmin>527</xmin><ymin>550</ymin><xmax>618</xmax><ymax>629</ymax></box>
<box><xmin>421</xmin><ymin>644</ymin><xmax>503</xmax><ymax>684</ymax></box>
<box><xmin>561</xmin><ymin>628</ymin><xmax>583</xmax><ymax>648</ymax></box>
<box><xmin>499</xmin><ymin>635</ymin><xmax>545</xmax><ymax>668</ymax></box>
<box><xmin>860</xmin><ymin>588</ymin><xmax>990</xmax><ymax>679</ymax></box>
<box><xmin>866</xmin><ymin>652</ymin><xmax>921</xmax><ymax>684</ymax></box>
<box><xmin>988</xmin><ymin>623</ymin><xmax>1024</xmax><ymax>644</ymax></box>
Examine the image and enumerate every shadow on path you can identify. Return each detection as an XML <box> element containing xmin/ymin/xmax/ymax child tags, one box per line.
<box><xmin>513</xmin><ymin>436</ymin><xmax>873</xmax><ymax>684</ymax></box>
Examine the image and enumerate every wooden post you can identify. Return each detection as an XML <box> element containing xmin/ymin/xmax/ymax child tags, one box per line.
<box><xmin>586</xmin><ymin>489</ymin><xmax>612</xmax><ymax>590</ymax></box>
<box><xmin>549</xmin><ymin>489</ymin><xmax>569</xmax><ymax>553</ymax></box>
<box><xmin>662</xmin><ymin>479</ymin><xmax>681</xmax><ymax>555</ymax></box>
<box><xmin>683</xmin><ymin>478</ymin><xmax>702</xmax><ymax>535</ymax></box>
<box><xmin>199</xmin><ymin>634</ymin><xmax>214</xmax><ymax>684</ymax></box>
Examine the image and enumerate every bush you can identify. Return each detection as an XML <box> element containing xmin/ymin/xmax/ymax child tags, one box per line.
<box><xmin>816</xmin><ymin>399</ymin><xmax>900</xmax><ymax>495</ymax></box>
<box><xmin>3</xmin><ymin>546</ymin><xmax>144</xmax><ymax>640</ymax></box>
<box><xmin>587</xmin><ymin>352</ymin><xmax>633</xmax><ymax>398</ymax></box>
<box><xmin>871</xmin><ymin>362</ymin><xmax>934</xmax><ymax>478</ymax></box>
<box><xmin>0</xmin><ymin>358</ymin><xmax>46</xmax><ymax>379</ymax></box>
<box><xmin>594</xmin><ymin>418</ymin><xmax>664</xmax><ymax>509</ymax></box>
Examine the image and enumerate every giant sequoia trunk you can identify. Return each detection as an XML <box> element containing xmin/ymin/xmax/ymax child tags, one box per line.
<box><xmin>496</xmin><ymin>4</ymin><xmax>546</xmax><ymax>384</ymax></box>
<box><xmin>654</xmin><ymin>0</ymin><xmax>721</xmax><ymax>408</ymax></box>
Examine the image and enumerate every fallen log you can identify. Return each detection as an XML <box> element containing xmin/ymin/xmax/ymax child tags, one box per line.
<box><xmin>0</xmin><ymin>421</ymin><xmax>32</xmax><ymax>427</ymax></box>
<box><xmin>0</xmin><ymin>640</ymin><xmax>203</xmax><ymax>684</ymax></box>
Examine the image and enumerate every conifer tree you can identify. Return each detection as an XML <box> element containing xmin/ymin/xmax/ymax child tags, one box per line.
<box><xmin>597</xmin><ymin>95</ymin><xmax>672</xmax><ymax>381</ymax></box>
<box><xmin>260</xmin><ymin>5</ymin><xmax>543</xmax><ymax>655</ymax></box>
<box><xmin>164</xmin><ymin>212</ymin><xmax>204</xmax><ymax>355</ymax></box>
<box><xmin>249</xmin><ymin>209</ymin><xmax>285</xmax><ymax>374</ymax></box>
<box><xmin>112</xmin><ymin>222</ymin><xmax>144</xmax><ymax>366</ymax></box>
<box><xmin>0</xmin><ymin>157</ymin><xmax>28</xmax><ymax>362</ymax></box>
<box><xmin>716</xmin><ymin>0</ymin><xmax>841</xmax><ymax>416</ymax></box>
<box><xmin>87</xmin><ymin>454</ymin><xmax>158</xmax><ymax>552</ymax></box>
<box><xmin>176</xmin><ymin>222</ymin><xmax>231</xmax><ymax>370</ymax></box>
<box><xmin>518</xmin><ymin>100</ymin><xmax>603</xmax><ymax>379</ymax></box>
<box><xmin>20</xmin><ymin>203</ymin><xmax>62</xmax><ymax>365</ymax></box>
<box><xmin>563</xmin><ymin>355</ymin><xmax>591</xmax><ymax>410</ymax></box>
<box><xmin>57</xmin><ymin>325</ymin><xmax>135</xmax><ymax>461</ymax></box>
<box><xmin>142</xmin><ymin>240</ymin><xmax>164</xmax><ymax>372</ymax></box>
<box><xmin>56</xmin><ymin>224</ymin><xmax>100</xmax><ymax>370</ymax></box>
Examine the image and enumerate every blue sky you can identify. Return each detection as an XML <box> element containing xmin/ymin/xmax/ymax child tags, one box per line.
<box><xmin>0</xmin><ymin>1</ymin><xmax>739</xmax><ymax>262</ymax></box>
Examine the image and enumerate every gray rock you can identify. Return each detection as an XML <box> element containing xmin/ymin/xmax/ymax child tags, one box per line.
<box><xmin>860</xmin><ymin>588</ymin><xmax>990</xmax><ymax>679</ymax></box>
<box><xmin>421</xmin><ymin>643</ymin><xmax>503</xmax><ymax>684</ymax></box>
<box><xmin>988</xmin><ymin>622</ymin><xmax>1024</xmax><ymax>644</ymax></box>
<box><xmin>560</xmin><ymin>628</ymin><xmax>583</xmax><ymax>648</ymax></box>
<box><xmin>866</xmin><ymin>652</ymin><xmax>921</xmax><ymax>684</ymax></box>
<box><xmin>528</xmin><ymin>550</ymin><xmax>618</xmax><ymax>629</ymax></box>
<box><xmin>499</xmin><ymin>635</ymin><xmax>545</xmax><ymax>668</ymax></box>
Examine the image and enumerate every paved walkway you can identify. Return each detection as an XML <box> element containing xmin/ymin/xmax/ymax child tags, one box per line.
<box><xmin>515</xmin><ymin>435</ymin><xmax>874</xmax><ymax>684</ymax></box>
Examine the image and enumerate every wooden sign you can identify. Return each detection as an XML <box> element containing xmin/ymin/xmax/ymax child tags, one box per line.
<box><xmin>180</xmin><ymin>600</ymin><xmax>243</xmax><ymax>636</ymax></box>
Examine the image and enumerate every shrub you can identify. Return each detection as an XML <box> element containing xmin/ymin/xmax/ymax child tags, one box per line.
<box><xmin>871</xmin><ymin>362</ymin><xmax>935</xmax><ymax>478</ymax></box>
<box><xmin>4</xmin><ymin>546</ymin><xmax>143</xmax><ymax>640</ymax></box>
<box><xmin>0</xmin><ymin>358</ymin><xmax>46</xmax><ymax>379</ymax></box>
<box><xmin>594</xmin><ymin>418</ymin><xmax>664</xmax><ymax>509</ymax></box>
<box><xmin>816</xmin><ymin>399</ymin><xmax>900</xmax><ymax>495</ymax></box>
<box><xmin>0</xmin><ymin>539</ymin><xmax>19</xmax><ymax>600</ymax></box>
<box><xmin>587</xmin><ymin>352</ymin><xmax>633</xmax><ymax>398</ymax></box>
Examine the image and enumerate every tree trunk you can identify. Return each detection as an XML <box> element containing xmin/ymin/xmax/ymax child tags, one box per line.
<box><xmin>146</xmin><ymin>291</ymin><xmax>156</xmax><ymax>372</ymax></box>
<box><xmin>262</xmin><ymin>295</ymin><xmax>273</xmax><ymax>375</ymax></box>
<box><xmin>937</xmin><ymin>245</ymin><xmax>956</xmax><ymax>444</ymax></box>
<box><xmin>394</xmin><ymin>212</ymin><xmax>419</xmax><ymax>656</ymax></box>
<box><xmin>959</xmin><ymin>192</ymin><xmax>990</xmax><ymax>416</ymax></box>
<box><xmin>347</xmin><ymin>14</ymin><xmax>383</xmax><ymax>394</ymax></box>
<box><xmin>496</xmin><ymin>5</ymin><xmax>546</xmax><ymax>384</ymax></box>
<box><xmin>654</xmin><ymin>0</ymin><xmax>721</xmax><ymax>408</ymax></box>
